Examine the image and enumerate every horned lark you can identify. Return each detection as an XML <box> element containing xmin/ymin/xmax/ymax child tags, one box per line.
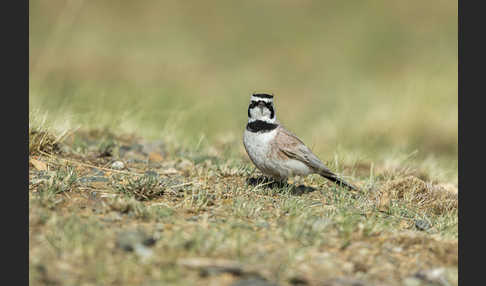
<box><xmin>243</xmin><ymin>93</ymin><xmax>359</xmax><ymax>191</ymax></box>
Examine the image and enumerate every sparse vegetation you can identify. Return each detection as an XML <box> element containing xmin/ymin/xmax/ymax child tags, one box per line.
<box><xmin>29</xmin><ymin>1</ymin><xmax>457</xmax><ymax>285</ymax></box>
<box><xmin>112</xmin><ymin>175</ymin><xmax>163</xmax><ymax>201</ymax></box>
<box><xmin>29</xmin><ymin>128</ymin><xmax>457</xmax><ymax>285</ymax></box>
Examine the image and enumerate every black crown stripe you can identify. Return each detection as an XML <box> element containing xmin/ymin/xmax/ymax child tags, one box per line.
<box><xmin>252</xmin><ymin>93</ymin><xmax>274</xmax><ymax>99</ymax></box>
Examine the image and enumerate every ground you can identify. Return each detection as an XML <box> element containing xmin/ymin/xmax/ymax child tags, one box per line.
<box><xmin>29</xmin><ymin>128</ymin><xmax>457</xmax><ymax>286</ymax></box>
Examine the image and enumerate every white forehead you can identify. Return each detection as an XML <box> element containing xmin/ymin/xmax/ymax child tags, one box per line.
<box><xmin>250</xmin><ymin>96</ymin><xmax>273</xmax><ymax>103</ymax></box>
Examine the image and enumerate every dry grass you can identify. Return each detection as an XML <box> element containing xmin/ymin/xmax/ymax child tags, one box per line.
<box><xmin>376</xmin><ymin>176</ymin><xmax>458</xmax><ymax>216</ymax></box>
<box><xmin>29</xmin><ymin>129</ymin><xmax>457</xmax><ymax>286</ymax></box>
<box><xmin>29</xmin><ymin>129</ymin><xmax>61</xmax><ymax>155</ymax></box>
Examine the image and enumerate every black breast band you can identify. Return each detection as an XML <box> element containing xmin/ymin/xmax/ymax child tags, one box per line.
<box><xmin>246</xmin><ymin>120</ymin><xmax>278</xmax><ymax>132</ymax></box>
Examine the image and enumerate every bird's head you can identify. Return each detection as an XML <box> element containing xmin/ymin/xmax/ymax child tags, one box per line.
<box><xmin>248</xmin><ymin>93</ymin><xmax>276</xmax><ymax>123</ymax></box>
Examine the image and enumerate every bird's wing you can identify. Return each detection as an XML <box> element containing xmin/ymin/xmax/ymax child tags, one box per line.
<box><xmin>274</xmin><ymin>126</ymin><xmax>336</xmax><ymax>177</ymax></box>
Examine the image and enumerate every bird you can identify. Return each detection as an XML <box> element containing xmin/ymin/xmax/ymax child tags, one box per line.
<box><xmin>243</xmin><ymin>93</ymin><xmax>359</xmax><ymax>191</ymax></box>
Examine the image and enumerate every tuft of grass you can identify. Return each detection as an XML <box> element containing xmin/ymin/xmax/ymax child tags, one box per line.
<box><xmin>377</xmin><ymin>176</ymin><xmax>458</xmax><ymax>216</ymax></box>
<box><xmin>112</xmin><ymin>175</ymin><xmax>164</xmax><ymax>201</ymax></box>
<box><xmin>33</xmin><ymin>166</ymin><xmax>78</xmax><ymax>208</ymax></box>
<box><xmin>29</xmin><ymin>129</ymin><xmax>61</xmax><ymax>155</ymax></box>
<box><xmin>29</xmin><ymin>109</ymin><xmax>71</xmax><ymax>155</ymax></box>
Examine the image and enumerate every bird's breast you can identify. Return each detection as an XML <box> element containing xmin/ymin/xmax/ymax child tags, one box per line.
<box><xmin>243</xmin><ymin>129</ymin><xmax>277</xmax><ymax>165</ymax></box>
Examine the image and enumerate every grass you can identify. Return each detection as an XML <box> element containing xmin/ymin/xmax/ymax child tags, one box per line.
<box><xmin>29</xmin><ymin>127</ymin><xmax>457</xmax><ymax>285</ymax></box>
<box><xmin>29</xmin><ymin>1</ymin><xmax>457</xmax><ymax>285</ymax></box>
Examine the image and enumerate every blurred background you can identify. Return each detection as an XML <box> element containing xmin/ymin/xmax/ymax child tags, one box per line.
<box><xmin>29</xmin><ymin>0</ymin><xmax>457</xmax><ymax>180</ymax></box>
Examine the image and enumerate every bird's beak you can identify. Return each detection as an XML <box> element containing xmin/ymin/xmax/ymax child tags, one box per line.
<box><xmin>258</xmin><ymin>101</ymin><xmax>266</xmax><ymax>108</ymax></box>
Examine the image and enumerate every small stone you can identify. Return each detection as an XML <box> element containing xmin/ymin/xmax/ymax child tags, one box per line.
<box><xmin>415</xmin><ymin>219</ymin><xmax>431</xmax><ymax>231</ymax></box>
<box><xmin>111</xmin><ymin>161</ymin><xmax>125</xmax><ymax>170</ymax></box>
<box><xmin>414</xmin><ymin>268</ymin><xmax>448</xmax><ymax>284</ymax></box>
<box><xmin>116</xmin><ymin>229</ymin><xmax>155</xmax><ymax>260</ymax></box>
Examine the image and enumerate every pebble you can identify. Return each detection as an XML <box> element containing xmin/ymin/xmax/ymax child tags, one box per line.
<box><xmin>414</xmin><ymin>268</ymin><xmax>449</xmax><ymax>285</ymax></box>
<box><xmin>111</xmin><ymin>161</ymin><xmax>125</xmax><ymax>170</ymax></box>
<box><xmin>116</xmin><ymin>230</ymin><xmax>156</xmax><ymax>260</ymax></box>
<box><xmin>415</xmin><ymin>219</ymin><xmax>431</xmax><ymax>231</ymax></box>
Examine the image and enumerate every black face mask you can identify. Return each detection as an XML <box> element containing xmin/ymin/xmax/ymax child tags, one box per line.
<box><xmin>248</xmin><ymin>100</ymin><xmax>275</xmax><ymax>119</ymax></box>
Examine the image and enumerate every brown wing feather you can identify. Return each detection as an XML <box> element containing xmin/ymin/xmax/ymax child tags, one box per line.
<box><xmin>274</xmin><ymin>125</ymin><xmax>360</xmax><ymax>191</ymax></box>
<box><xmin>273</xmin><ymin>126</ymin><xmax>336</xmax><ymax>177</ymax></box>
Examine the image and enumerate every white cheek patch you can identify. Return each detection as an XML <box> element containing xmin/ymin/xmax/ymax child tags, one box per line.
<box><xmin>249</xmin><ymin>108</ymin><xmax>259</xmax><ymax>119</ymax></box>
<box><xmin>262</xmin><ymin>107</ymin><xmax>271</xmax><ymax>117</ymax></box>
<box><xmin>249</xmin><ymin>107</ymin><xmax>275</xmax><ymax>122</ymax></box>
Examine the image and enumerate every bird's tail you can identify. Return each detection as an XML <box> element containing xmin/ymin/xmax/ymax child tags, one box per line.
<box><xmin>319</xmin><ymin>171</ymin><xmax>360</xmax><ymax>191</ymax></box>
